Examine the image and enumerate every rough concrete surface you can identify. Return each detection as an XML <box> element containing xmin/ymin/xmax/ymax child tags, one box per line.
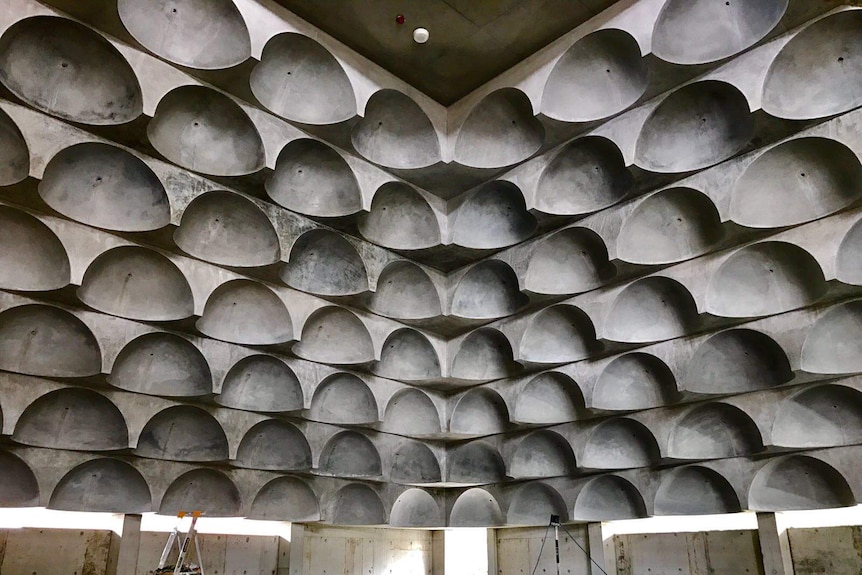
<box><xmin>0</xmin><ymin>0</ymin><xmax>858</xmax><ymax>536</ymax></box>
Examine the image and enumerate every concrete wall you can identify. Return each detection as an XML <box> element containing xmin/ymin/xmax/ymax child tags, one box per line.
<box><xmin>290</xmin><ymin>524</ymin><xmax>432</xmax><ymax>575</ymax></box>
<box><xmin>613</xmin><ymin>531</ymin><xmax>763</xmax><ymax>575</ymax></box>
<box><xmin>787</xmin><ymin>526</ymin><xmax>862</xmax><ymax>575</ymax></box>
<box><xmin>0</xmin><ymin>528</ymin><xmax>116</xmax><ymax>575</ymax></box>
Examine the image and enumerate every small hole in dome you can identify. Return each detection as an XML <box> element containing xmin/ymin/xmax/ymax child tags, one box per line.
<box><xmin>297</xmin><ymin>169</ymin><xmax>302</xmax><ymax>173</ymax></box>
<box><xmin>800</xmin><ymin>173</ymin><xmax>806</xmax><ymax>177</ymax></box>
<box><xmin>287</xmin><ymin>71</ymin><xmax>292</xmax><ymax>75</ymax></box>
<box><xmin>150</xmin><ymin>353</ymin><xmax>154</xmax><ymax>356</ymax></box>
<box><xmin>833</xmin><ymin>404</ymin><xmax>838</xmax><ymax>409</ymax></box>
<box><xmin>769</xmin><ymin>269</ymin><xmax>774</xmax><ymax>273</ymax></box>
<box><xmin>606</xmin><ymin>69</ymin><xmax>611</xmax><ymax>73</ymax></box>
<box><xmin>95</xmin><ymin>177</ymin><xmax>102</xmax><ymax>182</ymax></box>
<box><xmin>838</xmin><ymin>57</ymin><xmax>845</xmax><ymax>63</ymax></box>
<box><xmin>378</xmin><ymin>121</ymin><xmax>383</xmax><ymax>126</ymax></box>
<box><xmin>511</xmin><ymin>120</ymin><xmax>517</xmax><ymax>125</ymax></box>
<box><xmin>701</xmin><ymin>118</ymin><xmax>707</xmax><ymax>122</ymax></box>
<box><xmin>581</xmin><ymin>251</ymin><xmax>586</xmax><ymax>255</ymax></box>
<box><xmin>30</xmin><ymin>330</ymin><xmax>37</xmax><ymax>335</ymax></box>
<box><xmin>171</xmin><ymin>8</ymin><xmax>177</xmax><ymax>12</ymax></box>
<box><xmin>725</xmin><ymin>1</ymin><xmax>729</xmax><ymax>5</ymax></box>
<box><xmin>676</xmin><ymin>218</ymin><xmax>682</xmax><ymax>222</ymax></box>
<box><xmin>61</xmin><ymin>62</ymin><xmax>68</xmax><ymax>68</ymax></box>
<box><xmin>193</xmin><ymin>122</ymin><xmax>199</xmax><ymax>127</ymax></box>
<box><xmin>214</xmin><ymin>218</ymin><xmax>219</xmax><ymax>222</ymax></box>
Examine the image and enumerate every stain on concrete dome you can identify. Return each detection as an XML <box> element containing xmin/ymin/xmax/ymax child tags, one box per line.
<box><xmin>524</xmin><ymin>228</ymin><xmax>612</xmax><ymax>295</ymax></box>
<box><xmin>653</xmin><ymin>467</ymin><xmax>739</xmax><ymax>516</ymax></box>
<box><xmin>772</xmin><ymin>384</ymin><xmax>862</xmax><ymax>449</ymax></box>
<box><xmin>49</xmin><ymin>459</ymin><xmax>151</xmax><ymax>514</ymax></box>
<box><xmin>507</xmin><ymin>483</ymin><xmax>568</xmax><ymax>526</ymax></box>
<box><xmin>573</xmin><ymin>475</ymin><xmax>645</xmax><ymax>521</ymax></box>
<box><xmin>0</xmin><ymin>16</ymin><xmax>143</xmax><ymax>125</ymax></box>
<box><xmin>592</xmin><ymin>353</ymin><xmax>676</xmax><ymax>411</ymax></box>
<box><xmin>389</xmin><ymin>489</ymin><xmax>442</xmax><ymax>528</ymax></box>
<box><xmin>359</xmin><ymin>183</ymin><xmax>440</xmax><ymax>250</ymax></box>
<box><xmin>216</xmin><ymin>355</ymin><xmax>303</xmax><ymax>413</ymax></box>
<box><xmin>748</xmin><ymin>455</ymin><xmax>855</xmax><ymax>511</ymax></box>
<box><xmin>452</xmin><ymin>181</ymin><xmax>536</xmax><ymax>249</ymax></box>
<box><xmin>136</xmin><ymin>405</ymin><xmax>229</xmax><ymax>462</ymax></box>
<box><xmin>235</xmin><ymin>420</ymin><xmax>312</xmax><ymax>471</ymax></box>
<box><xmin>13</xmin><ymin>388</ymin><xmax>128</xmax><ymax>451</ymax></box>
<box><xmin>197</xmin><ymin>280</ymin><xmax>293</xmax><ymax>346</ymax></box>
<box><xmin>762</xmin><ymin>10</ymin><xmax>862</xmax><ymax>120</ymax></box>
<box><xmin>78</xmin><ymin>246</ymin><xmax>194</xmax><ymax>322</ymax></box>
<box><xmin>175</xmin><ymin>191</ymin><xmax>281</xmax><ymax>267</ymax></box>
<box><xmin>636</xmin><ymin>80</ymin><xmax>753</xmax><ymax>173</ymax></box>
<box><xmin>542</xmin><ymin>29</ymin><xmax>647</xmax><ymax>122</ymax></box>
<box><xmin>732</xmin><ymin>137</ymin><xmax>862</xmax><ymax>229</ymax></box>
<box><xmin>617</xmin><ymin>187</ymin><xmax>723</xmax><ymax>265</ymax></box>
<box><xmin>293</xmin><ymin>307</ymin><xmax>374</xmax><ymax>365</ymax></box>
<box><xmin>160</xmin><ymin>469</ymin><xmax>241</xmax><ymax>517</ymax></box>
<box><xmin>706</xmin><ymin>242</ymin><xmax>826</xmax><ymax>318</ymax></box>
<box><xmin>535</xmin><ymin>136</ymin><xmax>632</xmax><ymax>216</ymax></box>
<box><xmin>39</xmin><ymin>143</ymin><xmax>171</xmax><ymax>232</ymax></box>
<box><xmin>249</xmin><ymin>477</ymin><xmax>320</xmax><ymax>522</ymax></box>
<box><xmin>604</xmin><ymin>277</ymin><xmax>698</xmax><ymax>343</ymax></box>
<box><xmin>0</xmin><ymin>305</ymin><xmax>101</xmax><ymax>378</ymax></box>
<box><xmin>0</xmin><ymin>451</ymin><xmax>39</xmax><ymax>507</ymax></box>
<box><xmin>149</xmin><ymin>86</ymin><xmax>265</xmax><ymax>177</ymax></box>
<box><xmin>0</xmin><ymin>207</ymin><xmax>70</xmax><ymax>292</ymax></box>
<box><xmin>251</xmin><ymin>33</ymin><xmax>355</xmax><ymax>124</ymax></box>
<box><xmin>455</xmin><ymin>88</ymin><xmax>544</xmax><ymax>168</ymax></box>
<box><xmin>652</xmin><ymin>0</ymin><xmax>787</xmax><ymax>65</ymax></box>
<box><xmin>352</xmin><ymin>90</ymin><xmax>441</xmax><ymax>169</ymax></box>
<box><xmin>375</xmin><ymin>328</ymin><xmax>441</xmax><ymax>381</ymax></box>
<box><xmin>667</xmin><ymin>402</ymin><xmax>762</xmax><ymax>459</ymax></box>
<box><xmin>369</xmin><ymin>262</ymin><xmax>442</xmax><ymax>321</ymax></box>
<box><xmin>118</xmin><ymin>0</ymin><xmax>251</xmax><ymax>70</ymax></box>
<box><xmin>108</xmin><ymin>333</ymin><xmax>212</xmax><ymax>398</ymax></box>
<box><xmin>281</xmin><ymin>230</ymin><xmax>368</xmax><ymax>296</ymax></box>
<box><xmin>0</xmin><ymin>108</ymin><xmax>29</xmax><ymax>185</ymax></box>
<box><xmin>266</xmin><ymin>139</ymin><xmax>362</xmax><ymax>218</ymax></box>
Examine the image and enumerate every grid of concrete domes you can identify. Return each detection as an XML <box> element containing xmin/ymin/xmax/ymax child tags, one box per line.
<box><xmin>0</xmin><ymin>0</ymin><xmax>861</xmax><ymax>528</ymax></box>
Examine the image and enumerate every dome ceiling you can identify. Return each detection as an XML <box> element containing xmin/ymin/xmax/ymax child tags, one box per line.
<box><xmin>0</xmin><ymin>0</ymin><xmax>858</xmax><ymax>528</ymax></box>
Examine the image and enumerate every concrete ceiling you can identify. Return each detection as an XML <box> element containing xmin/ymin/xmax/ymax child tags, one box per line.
<box><xmin>273</xmin><ymin>0</ymin><xmax>620</xmax><ymax>104</ymax></box>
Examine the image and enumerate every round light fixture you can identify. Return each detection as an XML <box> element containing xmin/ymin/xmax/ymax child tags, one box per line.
<box><xmin>413</xmin><ymin>27</ymin><xmax>429</xmax><ymax>44</ymax></box>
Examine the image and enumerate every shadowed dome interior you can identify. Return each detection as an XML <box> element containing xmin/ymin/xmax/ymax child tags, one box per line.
<box><xmin>2</xmin><ymin>0</ymin><xmax>857</xmax><ymax>530</ymax></box>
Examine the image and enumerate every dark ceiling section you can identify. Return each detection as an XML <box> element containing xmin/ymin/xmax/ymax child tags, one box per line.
<box><xmin>274</xmin><ymin>0</ymin><xmax>619</xmax><ymax>104</ymax></box>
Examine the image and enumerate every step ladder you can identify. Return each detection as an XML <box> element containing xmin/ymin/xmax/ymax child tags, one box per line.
<box><xmin>155</xmin><ymin>511</ymin><xmax>205</xmax><ymax>575</ymax></box>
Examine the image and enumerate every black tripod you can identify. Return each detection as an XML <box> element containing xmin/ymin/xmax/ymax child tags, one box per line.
<box><xmin>528</xmin><ymin>515</ymin><xmax>608</xmax><ymax>575</ymax></box>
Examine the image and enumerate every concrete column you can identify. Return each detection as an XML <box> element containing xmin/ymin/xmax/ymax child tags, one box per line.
<box><xmin>109</xmin><ymin>514</ymin><xmax>142</xmax><ymax>575</ymax></box>
<box><xmin>288</xmin><ymin>523</ymin><xmax>306</xmax><ymax>575</ymax></box>
<box><xmin>757</xmin><ymin>513</ymin><xmax>793</xmax><ymax>575</ymax></box>
<box><xmin>587</xmin><ymin>523</ymin><xmax>614</xmax><ymax>575</ymax></box>
<box><xmin>432</xmin><ymin>530</ymin><xmax>446</xmax><ymax>575</ymax></box>
<box><xmin>487</xmin><ymin>528</ymin><xmax>498</xmax><ymax>575</ymax></box>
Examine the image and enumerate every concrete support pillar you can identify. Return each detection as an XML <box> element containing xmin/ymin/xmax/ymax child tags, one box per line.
<box><xmin>487</xmin><ymin>528</ymin><xmax>498</xmax><ymax>575</ymax></box>
<box><xmin>757</xmin><ymin>513</ymin><xmax>793</xmax><ymax>575</ymax></box>
<box><xmin>587</xmin><ymin>523</ymin><xmax>614</xmax><ymax>575</ymax></box>
<box><xmin>432</xmin><ymin>530</ymin><xmax>446</xmax><ymax>575</ymax></box>
<box><xmin>108</xmin><ymin>514</ymin><xmax>142</xmax><ymax>575</ymax></box>
<box><xmin>288</xmin><ymin>523</ymin><xmax>306</xmax><ymax>575</ymax></box>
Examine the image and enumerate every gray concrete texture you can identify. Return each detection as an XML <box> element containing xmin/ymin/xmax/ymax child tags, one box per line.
<box><xmin>0</xmin><ymin>0</ymin><xmax>860</xmax><ymax>529</ymax></box>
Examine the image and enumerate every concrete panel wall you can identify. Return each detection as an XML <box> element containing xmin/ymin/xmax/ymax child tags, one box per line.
<box><xmin>614</xmin><ymin>531</ymin><xmax>763</xmax><ymax>575</ymax></box>
<box><xmin>788</xmin><ymin>526</ymin><xmax>862</xmax><ymax>575</ymax></box>
<box><xmin>294</xmin><ymin>524</ymin><xmax>432</xmax><ymax>575</ymax></box>
<box><xmin>497</xmin><ymin>526</ymin><xmax>591</xmax><ymax>575</ymax></box>
<box><xmin>0</xmin><ymin>528</ymin><xmax>115</xmax><ymax>575</ymax></box>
